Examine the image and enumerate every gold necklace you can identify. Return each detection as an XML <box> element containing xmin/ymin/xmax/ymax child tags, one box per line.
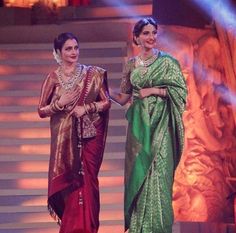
<box><xmin>136</xmin><ymin>50</ymin><xmax>159</xmax><ymax>76</ymax></box>
<box><xmin>57</xmin><ymin>64</ymin><xmax>83</xmax><ymax>90</ymax></box>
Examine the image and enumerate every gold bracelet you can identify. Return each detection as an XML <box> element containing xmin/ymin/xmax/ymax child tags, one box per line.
<box><xmin>93</xmin><ymin>102</ymin><xmax>98</xmax><ymax>113</ymax></box>
<box><xmin>84</xmin><ymin>103</ymin><xmax>89</xmax><ymax>114</ymax></box>
<box><xmin>87</xmin><ymin>103</ymin><xmax>95</xmax><ymax>114</ymax></box>
<box><xmin>87</xmin><ymin>103</ymin><xmax>92</xmax><ymax>114</ymax></box>
<box><xmin>161</xmin><ymin>89</ymin><xmax>164</xmax><ymax>96</ymax></box>
<box><xmin>50</xmin><ymin>102</ymin><xmax>57</xmax><ymax>113</ymax></box>
<box><xmin>54</xmin><ymin>100</ymin><xmax>64</xmax><ymax>111</ymax></box>
<box><xmin>159</xmin><ymin>88</ymin><xmax>167</xmax><ymax>97</ymax></box>
<box><xmin>163</xmin><ymin>89</ymin><xmax>167</xmax><ymax>97</ymax></box>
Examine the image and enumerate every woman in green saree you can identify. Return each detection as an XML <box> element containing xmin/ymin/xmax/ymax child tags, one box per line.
<box><xmin>110</xmin><ymin>17</ymin><xmax>187</xmax><ymax>233</ymax></box>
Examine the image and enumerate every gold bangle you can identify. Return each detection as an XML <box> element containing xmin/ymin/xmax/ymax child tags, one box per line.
<box><xmin>84</xmin><ymin>103</ymin><xmax>89</xmax><ymax>114</ymax></box>
<box><xmin>87</xmin><ymin>103</ymin><xmax>92</xmax><ymax>114</ymax></box>
<box><xmin>161</xmin><ymin>89</ymin><xmax>164</xmax><ymax>96</ymax></box>
<box><xmin>84</xmin><ymin>102</ymin><xmax>98</xmax><ymax>114</ymax></box>
<box><xmin>94</xmin><ymin>102</ymin><xmax>98</xmax><ymax>113</ymax></box>
<box><xmin>163</xmin><ymin>89</ymin><xmax>167</xmax><ymax>97</ymax></box>
<box><xmin>88</xmin><ymin>102</ymin><xmax>96</xmax><ymax>114</ymax></box>
<box><xmin>50</xmin><ymin>102</ymin><xmax>57</xmax><ymax>113</ymax></box>
<box><xmin>159</xmin><ymin>88</ymin><xmax>166</xmax><ymax>97</ymax></box>
<box><xmin>54</xmin><ymin>100</ymin><xmax>64</xmax><ymax>111</ymax></box>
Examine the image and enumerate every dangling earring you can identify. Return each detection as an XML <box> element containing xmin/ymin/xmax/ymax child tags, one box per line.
<box><xmin>137</xmin><ymin>39</ymin><xmax>141</xmax><ymax>47</ymax></box>
<box><xmin>53</xmin><ymin>49</ymin><xmax>62</xmax><ymax>65</ymax></box>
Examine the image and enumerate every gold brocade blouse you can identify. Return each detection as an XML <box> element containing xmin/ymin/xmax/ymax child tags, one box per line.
<box><xmin>38</xmin><ymin>64</ymin><xmax>110</xmax><ymax>120</ymax></box>
<box><xmin>120</xmin><ymin>58</ymin><xmax>135</xmax><ymax>95</ymax></box>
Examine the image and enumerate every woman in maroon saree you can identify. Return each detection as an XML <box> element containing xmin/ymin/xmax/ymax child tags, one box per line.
<box><xmin>38</xmin><ymin>32</ymin><xmax>110</xmax><ymax>233</ymax></box>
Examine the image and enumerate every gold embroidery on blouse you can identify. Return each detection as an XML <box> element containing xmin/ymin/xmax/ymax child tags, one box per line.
<box><xmin>120</xmin><ymin>58</ymin><xmax>135</xmax><ymax>94</ymax></box>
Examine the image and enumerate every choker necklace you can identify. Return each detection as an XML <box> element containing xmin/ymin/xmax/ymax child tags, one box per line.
<box><xmin>57</xmin><ymin>64</ymin><xmax>83</xmax><ymax>90</ymax></box>
<box><xmin>136</xmin><ymin>49</ymin><xmax>159</xmax><ymax>76</ymax></box>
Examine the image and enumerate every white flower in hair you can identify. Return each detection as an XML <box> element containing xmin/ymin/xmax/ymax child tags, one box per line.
<box><xmin>53</xmin><ymin>49</ymin><xmax>62</xmax><ymax>65</ymax></box>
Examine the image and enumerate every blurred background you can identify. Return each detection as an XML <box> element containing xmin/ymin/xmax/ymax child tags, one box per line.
<box><xmin>0</xmin><ymin>1</ymin><xmax>236</xmax><ymax>233</ymax></box>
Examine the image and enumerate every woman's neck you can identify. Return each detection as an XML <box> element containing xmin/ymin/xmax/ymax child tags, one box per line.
<box><xmin>139</xmin><ymin>48</ymin><xmax>156</xmax><ymax>60</ymax></box>
<box><xmin>61</xmin><ymin>62</ymin><xmax>77</xmax><ymax>75</ymax></box>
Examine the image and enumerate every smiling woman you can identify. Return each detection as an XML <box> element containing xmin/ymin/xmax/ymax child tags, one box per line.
<box><xmin>109</xmin><ymin>17</ymin><xmax>187</xmax><ymax>233</ymax></box>
<box><xmin>38</xmin><ymin>32</ymin><xmax>111</xmax><ymax>233</ymax></box>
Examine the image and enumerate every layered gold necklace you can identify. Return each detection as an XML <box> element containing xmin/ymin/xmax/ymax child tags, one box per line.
<box><xmin>57</xmin><ymin>64</ymin><xmax>83</xmax><ymax>90</ymax></box>
<box><xmin>135</xmin><ymin>49</ymin><xmax>159</xmax><ymax>76</ymax></box>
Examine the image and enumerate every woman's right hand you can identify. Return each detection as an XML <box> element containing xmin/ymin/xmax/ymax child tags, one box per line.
<box><xmin>73</xmin><ymin>105</ymin><xmax>86</xmax><ymax>118</ymax></box>
<box><xmin>109</xmin><ymin>87</ymin><xmax>131</xmax><ymax>106</ymax></box>
<box><xmin>57</xmin><ymin>88</ymin><xmax>78</xmax><ymax>108</ymax></box>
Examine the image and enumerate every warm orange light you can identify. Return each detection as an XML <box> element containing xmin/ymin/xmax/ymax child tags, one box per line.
<box><xmin>3</xmin><ymin>0</ymin><xmax>67</xmax><ymax>7</ymax></box>
<box><xmin>14</xmin><ymin>212</ymin><xmax>53</xmax><ymax>223</ymax></box>
<box><xmin>0</xmin><ymin>112</ymin><xmax>45</xmax><ymax>121</ymax></box>
<box><xmin>0</xmin><ymin>97</ymin><xmax>39</xmax><ymax>106</ymax></box>
<box><xmin>18</xmin><ymin>161</ymin><xmax>48</xmax><ymax>172</ymax></box>
<box><xmin>100</xmin><ymin>193</ymin><xmax>123</xmax><ymax>205</ymax></box>
<box><xmin>21</xmin><ymin>196</ymin><xmax>47</xmax><ymax>206</ymax></box>
<box><xmin>18</xmin><ymin>178</ymin><xmax>47</xmax><ymax>189</ymax></box>
<box><xmin>100</xmin><ymin>210</ymin><xmax>123</xmax><ymax>221</ymax></box>
<box><xmin>99</xmin><ymin>176</ymin><xmax>123</xmax><ymax>187</ymax></box>
<box><xmin>0</xmin><ymin>128</ymin><xmax>49</xmax><ymax>138</ymax></box>
<box><xmin>98</xmin><ymin>225</ymin><xmax>124</xmax><ymax>233</ymax></box>
<box><xmin>20</xmin><ymin>144</ymin><xmax>50</xmax><ymax>154</ymax></box>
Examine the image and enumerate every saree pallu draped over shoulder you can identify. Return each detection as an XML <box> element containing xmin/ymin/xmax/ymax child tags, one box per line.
<box><xmin>38</xmin><ymin>65</ymin><xmax>110</xmax><ymax>233</ymax></box>
<box><xmin>124</xmin><ymin>52</ymin><xmax>187</xmax><ymax>233</ymax></box>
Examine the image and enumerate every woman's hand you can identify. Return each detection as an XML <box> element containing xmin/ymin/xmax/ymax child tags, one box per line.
<box><xmin>109</xmin><ymin>87</ymin><xmax>131</xmax><ymax>106</ymax></box>
<box><xmin>57</xmin><ymin>89</ymin><xmax>78</xmax><ymax>108</ymax></box>
<box><xmin>73</xmin><ymin>105</ymin><xmax>86</xmax><ymax>118</ymax></box>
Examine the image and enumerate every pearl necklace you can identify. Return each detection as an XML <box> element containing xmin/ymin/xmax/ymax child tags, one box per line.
<box><xmin>135</xmin><ymin>50</ymin><xmax>159</xmax><ymax>76</ymax></box>
<box><xmin>57</xmin><ymin>64</ymin><xmax>83</xmax><ymax>90</ymax></box>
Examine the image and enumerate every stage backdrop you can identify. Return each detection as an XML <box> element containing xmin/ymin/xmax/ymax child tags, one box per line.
<box><xmin>148</xmin><ymin>0</ymin><xmax>236</xmax><ymax>225</ymax></box>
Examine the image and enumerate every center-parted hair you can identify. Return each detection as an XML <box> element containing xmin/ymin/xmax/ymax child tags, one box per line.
<box><xmin>54</xmin><ymin>32</ymin><xmax>79</xmax><ymax>52</ymax></box>
<box><xmin>133</xmin><ymin>17</ymin><xmax>158</xmax><ymax>45</ymax></box>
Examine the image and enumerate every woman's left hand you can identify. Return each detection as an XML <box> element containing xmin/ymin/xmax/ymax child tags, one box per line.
<box><xmin>73</xmin><ymin>105</ymin><xmax>86</xmax><ymax>118</ymax></box>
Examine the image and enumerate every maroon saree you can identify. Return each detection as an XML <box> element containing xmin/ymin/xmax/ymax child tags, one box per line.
<box><xmin>38</xmin><ymin>65</ymin><xmax>110</xmax><ymax>233</ymax></box>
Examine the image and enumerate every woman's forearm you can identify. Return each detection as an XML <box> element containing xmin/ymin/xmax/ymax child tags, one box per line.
<box><xmin>139</xmin><ymin>87</ymin><xmax>167</xmax><ymax>99</ymax></box>
<box><xmin>109</xmin><ymin>88</ymin><xmax>131</xmax><ymax>106</ymax></box>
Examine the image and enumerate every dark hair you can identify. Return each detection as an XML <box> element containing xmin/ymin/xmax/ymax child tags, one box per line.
<box><xmin>133</xmin><ymin>17</ymin><xmax>158</xmax><ymax>45</ymax></box>
<box><xmin>54</xmin><ymin>32</ymin><xmax>79</xmax><ymax>52</ymax></box>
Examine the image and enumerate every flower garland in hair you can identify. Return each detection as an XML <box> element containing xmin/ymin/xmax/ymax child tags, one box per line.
<box><xmin>53</xmin><ymin>49</ymin><xmax>62</xmax><ymax>65</ymax></box>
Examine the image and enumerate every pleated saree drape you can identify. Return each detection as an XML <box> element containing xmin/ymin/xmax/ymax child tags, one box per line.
<box><xmin>123</xmin><ymin>52</ymin><xmax>187</xmax><ymax>233</ymax></box>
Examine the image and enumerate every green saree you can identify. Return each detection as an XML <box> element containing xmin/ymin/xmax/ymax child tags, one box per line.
<box><xmin>121</xmin><ymin>51</ymin><xmax>187</xmax><ymax>233</ymax></box>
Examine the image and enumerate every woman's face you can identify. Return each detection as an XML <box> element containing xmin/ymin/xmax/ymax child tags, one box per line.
<box><xmin>61</xmin><ymin>38</ymin><xmax>79</xmax><ymax>65</ymax></box>
<box><xmin>136</xmin><ymin>24</ymin><xmax>157</xmax><ymax>50</ymax></box>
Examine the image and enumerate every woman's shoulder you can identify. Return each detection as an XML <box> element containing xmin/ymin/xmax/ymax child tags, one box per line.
<box><xmin>158</xmin><ymin>51</ymin><xmax>179</xmax><ymax>65</ymax></box>
<box><xmin>44</xmin><ymin>70</ymin><xmax>58</xmax><ymax>84</ymax></box>
<box><xmin>123</xmin><ymin>57</ymin><xmax>136</xmax><ymax>72</ymax></box>
<box><xmin>127</xmin><ymin>57</ymin><xmax>136</xmax><ymax>63</ymax></box>
<box><xmin>84</xmin><ymin>65</ymin><xmax>107</xmax><ymax>82</ymax></box>
<box><xmin>82</xmin><ymin>64</ymin><xmax>105</xmax><ymax>74</ymax></box>
<box><xmin>125</xmin><ymin>57</ymin><xmax>136</xmax><ymax>66</ymax></box>
<box><xmin>88</xmin><ymin>66</ymin><xmax>107</xmax><ymax>79</ymax></box>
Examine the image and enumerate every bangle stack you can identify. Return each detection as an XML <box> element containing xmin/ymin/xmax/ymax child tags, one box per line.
<box><xmin>159</xmin><ymin>88</ymin><xmax>167</xmax><ymax>97</ymax></box>
<box><xmin>84</xmin><ymin>102</ymin><xmax>98</xmax><ymax>114</ymax></box>
<box><xmin>52</xmin><ymin>100</ymin><xmax>64</xmax><ymax>112</ymax></box>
